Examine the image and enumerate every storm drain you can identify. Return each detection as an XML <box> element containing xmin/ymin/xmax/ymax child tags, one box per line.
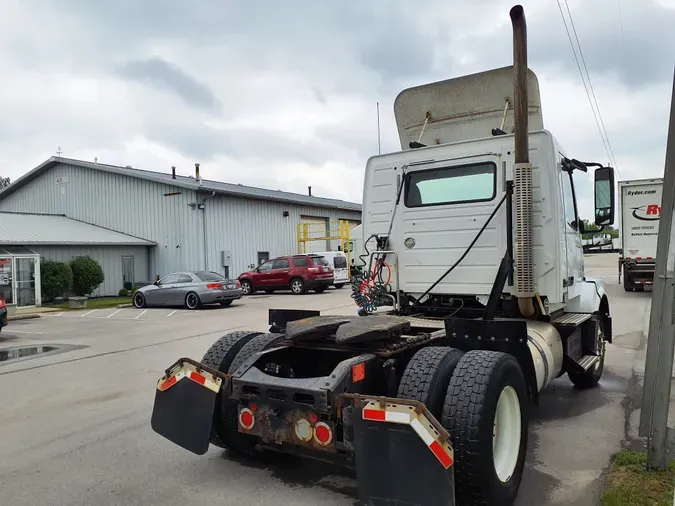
<box><xmin>0</xmin><ymin>344</ymin><xmax>87</xmax><ymax>365</ymax></box>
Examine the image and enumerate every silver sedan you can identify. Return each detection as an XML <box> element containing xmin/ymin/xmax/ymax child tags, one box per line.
<box><xmin>132</xmin><ymin>271</ymin><xmax>243</xmax><ymax>309</ymax></box>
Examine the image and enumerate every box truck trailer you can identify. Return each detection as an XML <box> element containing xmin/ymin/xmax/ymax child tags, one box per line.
<box><xmin>619</xmin><ymin>178</ymin><xmax>664</xmax><ymax>291</ymax></box>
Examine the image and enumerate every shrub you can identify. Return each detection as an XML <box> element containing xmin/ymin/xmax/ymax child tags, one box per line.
<box><xmin>70</xmin><ymin>256</ymin><xmax>105</xmax><ymax>296</ymax></box>
<box><xmin>41</xmin><ymin>260</ymin><xmax>73</xmax><ymax>301</ymax></box>
<box><xmin>131</xmin><ymin>284</ymin><xmax>141</xmax><ymax>295</ymax></box>
<box><xmin>118</xmin><ymin>288</ymin><xmax>129</xmax><ymax>297</ymax></box>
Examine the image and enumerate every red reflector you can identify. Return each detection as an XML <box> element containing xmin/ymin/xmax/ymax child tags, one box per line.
<box><xmin>309</xmin><ymin>413</ymin><xmax>318</xmax><ymax>424</ymax></box>
<box><xmin>160</xmin><ymin>375</ymin><xmax>177</xmax><ymax>391</ymax></box>
<box><xmin>429</xmin><ymin>440</ymin><xmax>453</xmax><ymax>469</ymax></box>
<box><xmin>352</xmin><ymin>363</ymin><xmax>365</xmax><ymax>382</ymax></box>
<box><xmin>363</xmin><ymin>408</ymin><xmax>386</xmax><ymax>421</ymax></box>
<box><xmin>189</xmin><ymin>372</ymin><xmax>206</xmax><ymax>385</ymax></box>
<box><xmin>249</xmin><ymin>402</ymin><xmax>258</xmax><ymax>412</ymax></box>
<box><xmin>207</xmin><ymin>283</ymin><xmax>223</xmax><ymax>290</ymax></box>
<box><xmin>315</xmin><ymin>424</ymin><xmax>331</xmax><ymax>444</ymax></box>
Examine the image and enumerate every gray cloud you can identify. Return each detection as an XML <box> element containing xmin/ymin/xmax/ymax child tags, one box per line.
<box><xmin>116</xmin><ymin>57</ymin><xmax>221</xmax><ymax>114</ymax></box>
<box><xmin>0</xmin><ymin>0</ymin><xmax>671</xmax><ymax>209</ymax></box>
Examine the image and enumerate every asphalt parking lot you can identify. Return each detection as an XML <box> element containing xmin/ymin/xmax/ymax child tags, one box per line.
<box><xmin>0</xmin><ymin>257</ymin><xmax>654</xmax><ymax>506</ymax></box>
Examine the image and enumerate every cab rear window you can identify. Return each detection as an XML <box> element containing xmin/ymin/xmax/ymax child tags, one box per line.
<box><xmin>333</xmin><ymin>256</ymin><xmax>347</xmax><ymax>269</ymax></box>
<box><xmin>405</xmin><ymin>162</ymin><xmax>496</xmax><ymax>207</ymax></box>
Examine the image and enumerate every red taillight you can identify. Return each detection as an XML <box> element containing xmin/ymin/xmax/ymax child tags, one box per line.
<box><xmin>308</xmin><ymin>267</ymin><xmax>319</xmax><ymax>274</ymax></box>
<box><xmin>206</xmin><ymin>283</ymin><xmax>223</xmax><ymax>290</ymax></box>
<box><xmin>0</xmin><ymin>298</ymin><xmax>5</xmax><ymax>309</ymax></box>
<box><xmin>239</xmin><ymin>408</ymin><xmax>255</xmax><ymax>430</ymax></box>
<box><xmin>314</xmin><ymin>422</ymin><xmax>333</xmax><ymax>446</ymax></box>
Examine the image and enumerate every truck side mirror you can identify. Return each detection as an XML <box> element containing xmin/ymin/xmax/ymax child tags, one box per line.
<box><xmin>594</xmin><ymin>166</ymin><xmax>615</xmax><ymax>226</ymax></box>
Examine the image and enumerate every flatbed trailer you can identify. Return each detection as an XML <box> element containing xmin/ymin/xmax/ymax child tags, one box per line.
<box><xmin>150</xmin><ymin>5</ymin><xmax>616</xmax><ymax>505</ymax></box>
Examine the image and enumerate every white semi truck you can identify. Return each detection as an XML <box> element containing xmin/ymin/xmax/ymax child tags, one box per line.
<box><xmin>618</xmin><ymin>178</ymin><xmax>664</xmax><ymax>291</ymax></box>
<box><xmin>150</xmin><ymin>6</ymin><xmax>615</xmax><ymax>505</ymax></box>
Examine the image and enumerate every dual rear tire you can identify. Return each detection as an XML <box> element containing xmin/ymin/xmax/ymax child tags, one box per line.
<box><xmin>397</xmin><ymin>347</ymin><xmax>528</xmax><ymax>506</ymax></box>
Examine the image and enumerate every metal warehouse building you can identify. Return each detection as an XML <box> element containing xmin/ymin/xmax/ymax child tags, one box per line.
<box><xmin>0</xmin><ymin>157</ymin><xmax>361</xmax><ymax>305</ymax></box>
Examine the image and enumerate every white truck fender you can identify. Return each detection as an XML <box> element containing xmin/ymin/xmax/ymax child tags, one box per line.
<box><xmin>564</xmin><ymin>277</ymin><xmax>609</xmax><ymax>314</ymax></box>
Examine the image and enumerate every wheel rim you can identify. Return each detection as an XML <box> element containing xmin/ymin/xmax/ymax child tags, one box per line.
<box><xmin>492</xmin><ymin>385</ymin><xmax>522</xmax><ymax>483</ymax></box>
<box><xmin>292</xmin><ymin>281</ymin><xmax>303</xmax><ymax>293</ymax></box>
<box><xmin>187</xmin><ymin>294</ymin><xmax>198</xmax><ymax>308</ymax></box>
<box><xmin>134</xmin><ymin>294</ymin><xmax>143</xmax><ymax>307</ymax></box>
<box><xmin>242</xmin><ymin>282</ymin><xmax>251</xmax><ymax>295</ymax></box>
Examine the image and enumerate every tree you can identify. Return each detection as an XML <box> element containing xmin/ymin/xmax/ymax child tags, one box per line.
<box><xmin>581</xmin><ymin>218</ymin><xmax>619</xmax><ymax>240</ymax></box>
<box><xmin>41</xmin><ymin>260</ymin><xmax>73</xmax><ymax>301</ymax></box>
<box><xmin>70</xmin><ymin>256</ymin><xmax>105</xmax><ymax>296</ymax></box>
<box><xmin>0</xmin><ymin>177</ymin><xmax>10</xmax><ymax>190</ymax></box>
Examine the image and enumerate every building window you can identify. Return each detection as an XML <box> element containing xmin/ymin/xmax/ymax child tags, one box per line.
<box><xmin>122</xmin><ymin>256</ymin><xmax>134</xmax><ymax>290</ymax></box>
<box><xmin>405</xmin><ymin>162</ymin><xmax>496</xmax><ymax>208</ymax></box>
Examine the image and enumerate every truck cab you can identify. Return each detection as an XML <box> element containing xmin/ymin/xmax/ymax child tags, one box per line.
<box><xmin>361</xmin><ymin>65</ymin><xmax>613</xmax><ymax>318</ymax></box>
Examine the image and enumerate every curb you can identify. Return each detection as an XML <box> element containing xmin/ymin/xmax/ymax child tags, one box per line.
<box><xmin>8</xmin><ymin>314</ymin><xmax>41</xmax><ymax>321</ymax></box>
<box><xmin>117</xmin><ymin>303</ymin><xmax>133</xmax><ymax>308</ymax></box>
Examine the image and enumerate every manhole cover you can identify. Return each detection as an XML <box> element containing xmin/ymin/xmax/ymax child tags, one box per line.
<box><xmin>0</xmin><ymin>344</ymin><xmax>87</xmax><ymax>365</ymax></box>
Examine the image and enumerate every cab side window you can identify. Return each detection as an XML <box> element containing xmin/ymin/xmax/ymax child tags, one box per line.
<box><xmin>561</xmin><ymin>170</ymin><xmax>579</xmax><ymax>230</ymax></box>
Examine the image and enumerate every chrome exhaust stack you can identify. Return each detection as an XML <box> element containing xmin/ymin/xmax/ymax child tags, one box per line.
<box><xmin>510</xmin><ymin>5</ymin><xmax>535</xmax><ymax>317</ymax></box>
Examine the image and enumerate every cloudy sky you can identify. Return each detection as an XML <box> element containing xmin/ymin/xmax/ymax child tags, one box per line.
<box><xmin>0</xmin><ymin>0</ymin><xmax>673</xmax><ymax>219</ymax></box>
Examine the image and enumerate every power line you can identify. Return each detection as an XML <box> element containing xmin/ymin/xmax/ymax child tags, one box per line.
<box><xmin>556</xmin><ymin>0</ymin><xmax>622</xmax><ymax>179</ymax></box>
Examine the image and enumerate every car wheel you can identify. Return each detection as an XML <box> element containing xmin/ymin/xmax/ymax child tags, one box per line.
<box><xmin>334</xmin><ymin>284</ymin><xmax>344</xmax><ymax>289</ymax></box>
<box><xmin>185</xmin><ymin>292</ymin><xmax>201</xmax><ymax>310</ymax></box>
<box><xmin>290</xmin><ymin>278</ymin><xmax>306</xmax><ymax>295</ymax></box>
<box><xmin>133</xmin><ymin>292</ymin><xmax>146</xmax><ymax>308</ymax></box>
<box><xmin>240</xmin><ymin>280</ymin><xmax>253</xmax><ymax>296</ymax></box>
<box><xmin>314</xmin><ymin>286</ymin><xmax>326</xmax><ymax>293</ymax></box>
<box><xmin>220</xmin><ymin>300</ymin><xmax>233</xmax><ymax>307</ymax></box>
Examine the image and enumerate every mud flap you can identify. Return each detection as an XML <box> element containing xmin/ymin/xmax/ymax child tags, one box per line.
<box><xmin>349</xmin><ymin>396</ymin><xmax>455</xmax><ymax>506</ymax></box>
<box><xmin>150</xmin><ymin>359</ymin><xmax>225</xmax><ymax>455</ymax></box>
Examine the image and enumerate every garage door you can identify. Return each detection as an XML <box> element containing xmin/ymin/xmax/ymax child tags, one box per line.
<box><xmin>299</xmin><ymin>216</ymin><xmax>329</xmax><ymax>253</ymax></box>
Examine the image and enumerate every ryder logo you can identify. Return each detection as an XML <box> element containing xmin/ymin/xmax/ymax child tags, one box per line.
<box><xmin>632</xmin><ymin>204</ymin><xmax>661</xmax><ymax>221</ymax></box>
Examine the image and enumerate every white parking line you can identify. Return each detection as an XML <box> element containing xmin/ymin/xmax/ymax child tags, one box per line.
<box><xmin>7</xmin><ymin>329</ymin><xmax>43</xmax><ymax>335</ymax></box>
<box><xmin>106</xmin><ymin>309</ymin><xmax>122</xmax><ymax>319</ymax></box>
<box><xmin>166</xmin><ymin>310</ymin><xmax>178</xmax><ymax>317</ymax></box>
<box><xmin>134</xmin><ymin>309</ymin><xmax>147</xmax><ymax>320</ymax></box>
<box><xmin>81</xmin><ymin>309</ymin><xmax>97</xmax><ymax>317</ymax></box>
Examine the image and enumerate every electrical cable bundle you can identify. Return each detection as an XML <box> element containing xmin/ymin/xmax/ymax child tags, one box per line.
<box><xmin>351</xmin><ymin>257</ymin><xmax>392</xmax><ymax>314</ymax></box>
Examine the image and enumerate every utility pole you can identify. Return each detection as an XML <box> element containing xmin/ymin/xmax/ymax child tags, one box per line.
<box><xmin>640</xmin><ymin>66</ymin><xmax>675</xmax><ymax>470</ymax></box>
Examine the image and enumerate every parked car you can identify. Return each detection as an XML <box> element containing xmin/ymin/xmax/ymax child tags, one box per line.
<box><xmin>132</xmin><ymin>271</ymin><xmax>242</xmax><ymax>309</ymax></box>
<box><xmin>238</xmin><ymin>254</ymin><xmax>334</xmax><ymax>295</ymax></box>
<box><xmin>313</xmin><ymin>251</ymin><xmax>350</xmax><ymax>288</ymax></box>
<box><xmin>0</xmin><ymin>298</ymin><xmax>7</xmax><ymax>332</ymax></box>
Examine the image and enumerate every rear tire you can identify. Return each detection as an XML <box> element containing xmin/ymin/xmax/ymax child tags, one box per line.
<box><xmin>314</xmin><ymin>286</ymin><xmax>326</xmax><ymax>294</ymax></box>
<box><xmin>220</xmin><ymin>300</ymin><xmax>233</xmax><ymax>307</ymax></box>
<box><xmin>290</xmin><ymin>278</ymin><xmax>306</xmax><ymax>295</ymax></box>
<box><xmin>334</xmin><ymin>284</ymin><xmax>344</xmax><ymax>289</ymax></box>
<box><xmin>185</xmin><ymin>292</ymin><xmax>201</xmax><ymax>310</ymax></box>
<box><xmin>201</xmin><ymin>331</ymin><xmax>262</xmax><ymax>449</ymax></box>
<box><xmin>397</xmin><ymin>346</ymin><xmax>464</xmax><ymax>419</ymax></box>
<box><xmin>442</xmin><ymin>350</ymin><xmax>528</xmax><ymax>506</ymax></box>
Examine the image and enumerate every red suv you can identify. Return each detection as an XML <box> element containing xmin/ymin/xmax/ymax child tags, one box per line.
<box><xmin>238</xmin><ymin>254</ymin><xmax>334</xmax><ymax>295</ymax></box>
